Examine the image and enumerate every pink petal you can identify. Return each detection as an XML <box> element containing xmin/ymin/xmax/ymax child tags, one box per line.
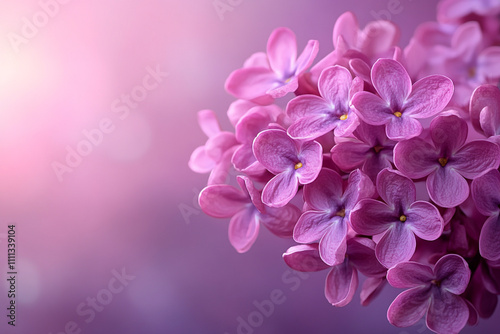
<box><xmin>371</xmin><ymin>59</ymin><xmax>412</xmax><ymax>110</ymax></box>
<box><xmin>331</xmin><ymin>140</ymin><xmax>370</xmax><ymax>171</ymax></box>
<box><xmin>253</xmin><ymin>129</ymin><xmax>297</xmax><ymax>174</ymax></box>
<box><xmin>385</xmin><ymin>114</ymin><xmax>423</xmax><ymax>140</ymax></box>
<box><xmin>406</xmin><ymin>201</ymin><xmax>444</xmax><ymax>241</ymax></box>
<box><xmin>430</xmin><ymin>114</ymin><xmax>467</xmax><ymax>155</ymax></box>
<box><xmin>205</xmin><ymin>132</ymin><xmax>238</xmax><ymax>161</ymax></box>
<box><xmin>296</xmin><ymin>140</ymin><xmax>323</xmax><ymax>184</ymax></box>
<box><xmin>427</xmin><ymin>168</ymin><xmax>470</xmax><ymax>208</ymax></box>
<box><xmin>261</xmin><ymin>204</ymin><xmax>301</xmax><ymax>238</ymax></box>
<box><xmin>387</xmin><ymin>287</ymin><xmax>431</xmax><ymax>327</ymax></box>
<box><xmin>478</xmin><ymin>46</ymin><xmax>500</xmax><ymax>79</ymax></box>
<box><xmin>189</xmin><ymin>146</ymin><xmax>216</xmax><ymax>173</ymax></box>
<box><xmin>426</xmin><ymin>290</ymin><xmax>469</xmax><ymax>334</ymax></box>
<box><xmin>227</xmin><ymin>100</ymin><xmax>258</xmax><ymax>127</ymax></box>
<box><xmin>229</xmin><ymin>208</ymin><xmax>260</xmax><ymax>253</ymax></box>
<box><xmin>470</xmin><ymin>84</ymin><xmax>500</xmax><ymax>135</ymax></box>
<box><xmin>333</xmin><ymin>11</ymin><xmax>359</xmax><ymax>50</ymax></box>
<box><xmin>319</xmin><ymin>219</ymin><xmax>348</xmax><ymax>266</ymax></box>
<box><xmin>359</xmin><ymin>20</ymin><xmax>400</xmax><ymax>60</ymax></box>
<box><xmin>235</xmin><ymin>107</ymin><xmax>274</xmax><ymax>143</ymax></box>
<box><xmin>267</xmin><ymin>27</ymin><xmax>297</xmax><ymax>77</ymax></box>
<box><xmin>451</xmin><ymin>140</ymin><xmax>500</xmax><ymax>179</ymax></box>
<box><xmin>350</xmin><ymin>199</ymin><xmax>395</xmax><ymax>236</ymax></box>
<box><xmin>349</xmin><ymin>58</ymin><xmax>371</xmax><ymax>84</ymax></box>
<box><xmin>360</xmin><ymin>277</ymin><xmax>385</xmax><ymax>306</ymax></box>
<box><xmin>479</xmin><ymin>106</ymin><xmax>500</xmax><ymax>137</ymax></box>
<box><xmin>262</xmin><ymin>170</ymin><xmax>298</xmax><ymax>208</ymax></box>
<box><xmin>346</xmin><ymin>237</ymin><xmax>386</xmax><ymax>277</ymax></box>
<box><xmin>287</xmin><ymin>114</ymin><xmax>339</xmax><ymax>140</ymax></box>
<box><xmin>325</xmin><ymin>261</ymin><xmax>358</xmax><ymax>307</ymax></box>
<box><xmin>404</xmin><ymin>75</ymin><xmax>453</xmax><ymax>118</ymax></box>
<box><xmin>295</xmin><ymin>39</ymin><xmax>319</xmax><ymax>75</ymax></box>
<box><xmin>199</xmin><ymin>185</ymin><xmax>248</xmax><ymax>218</ymax></box>
<box><xmin>286</xmin><ymin>95</ymin><xmax>330</xmax><ymax>121</ymax></box>
<box><xmin>479</xmin><ymin>214</ymin><xmax>500</xmax><ymax>261</ymax></box>
<box><xmin>243</xmin><ymin>52</ymin><xmax>269</xmax><ymax>68</ymax></box>
<box><xmin>471</xmin><ymin>169</ymin><xmax>500</xmax><ymax>216</ymax></box>
<box><xmin>351</xmin><ymin>91</ymin><xmax>393</xmax><ymax>125</ymax></box>
<box><xmin>283</xmin><ymin>244</ymin><xmax>330</xmax><ymax>272</ymax></box>
<box><xmin>237</xmin><ymin>176</ymin><xmax>265</xmax><ymax>213</ymax></box>
<box><xmin>225</xmin><ymin>67</ymin><xmax>277</xmax><ymax>102</ymax></box>
<box><xmin>303</xmin><ymin>168</ymin><xmax>343</xmax><ymax>211</ymax></box>
<box><xmin>318</xmin><ymin>65</ymin><xmax>352</xmax><ymax>106</ymax></box>
<box><xmin>342</xmin><ymin>169</ymin><xmax>376</xmax><ymax>210</ymax></box>
<box><xmin>198</xmin><ymin>109</ymin><xmax>220</xmax><ymax>137</ymax></box>
<box><xmin>394</xmin><ymin>137</ymin><xmax>439</xmax><ymax>179</ymax></box>
<box><xmin>434</xmin><ymin>254</ymin><xmax>471</xmax><ymax>294</ymax></box>
<box><xmin>387</xmin><ymin>261</ymin><xmax>434</xmax><ymax>288</ymax></box>
<box><xmin>377</xmin><ymin>168</ymin><xmax>416</xmax><ymax>211</ymax></box>
<box><xmin>208</xmin><ymin>147</ymin><xmax>236</xmax><ymax>185</ymax></box>
<box><xmin>294</xmin><ymin>212</ymin><xmax>338</xmax><ymax>244</ymax></box>
<box><xmin>376</xmin><ymin>223</ymin><xmax>416</xmax><ymax>268</ymax></box>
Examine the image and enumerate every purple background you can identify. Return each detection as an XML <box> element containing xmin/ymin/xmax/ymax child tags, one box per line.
<box><xmin>0</xmin><ymin>0</ymin><xmax>498</xmax><ymax>333</ymax></box>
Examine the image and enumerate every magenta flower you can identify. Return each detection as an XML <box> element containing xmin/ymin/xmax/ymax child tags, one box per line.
<box><xmin>387</xmin><ymin>254</ymin><xmax>471</xmax><ymax>334</ymax></box>
<box><xmin>438</xmin><ymin>0</ymin><xmax>500</xmax><ymax>24</ymax></box>
<box><xmin>189</xmin><ymin>109</ymin><xmax>238</xmax><ymax>185</ymax></box>
<box><xmin>471</xmin><ymin>169</ymin><xmax>500</xmax><ymax>261</ymax></box>
<box><xmin>253</xmin><ymin>129</ymin><xmax>322</xmax><ymax>207</ymax></box>
<box><xmin>470</xmin><ymin>84</ymin><xmax>500</xmax><ymax>143</ymax></box>
<box><xmin>394</xmin><ymin>114</ymin><xmax>500</xmax><ymax>208</ymax></box>
<box><xmin>350</xmin><ymin>168</ymin><xmax>444</xmax><ymax>268</ymax></box>
<box><xmin>331</xmin><ymin>121</ymin><xmax>397</xmax><ymax>181</ymax></box>
<box><xmin>293</xmin><ymin>168</ymin><xmax>375</xmax><ymax>266</ymax></box>
<box><xmin>199</xmin><ymin>176</ymin><xmax>300</xmax><ymax>253</ymax></box>
<box><xmin>351</xmin><ymin>59</ymin><xmax>454</xmax><ymax>140</ymax></box>
<box><xmin>225</xmin><ymin>27</ymin><xmax>319</xmax><ymax>104</ymax></box>
<box><xmin>283</xmin><ymin>237</ymin><xmax>386</xmax><ymax>307</ymax></box>
<box><xmin>286</xmin><ymin>65</ymin><xmax>362</xmax><ymax>140</ymax></box>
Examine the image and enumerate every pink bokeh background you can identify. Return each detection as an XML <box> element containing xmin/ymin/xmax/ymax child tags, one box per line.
<box><xmin>0</xmin><ymin>0</ymin><xmax>498</xmax><ymax>333</ymax></box>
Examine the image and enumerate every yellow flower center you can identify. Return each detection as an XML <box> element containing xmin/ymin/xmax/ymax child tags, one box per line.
<box><xmin>336</xmin><ymin>208</ymin><xmax>346</xmax><ymax>218</ymax></box>
<box><xmin>438</xmin><ymin>158</ymin><xmax>448</xmax><ymax>167</ymax></box>
<box><xmin>294</xmin><ymin>162</ymin><xmax>303</xmax><ymax>170</ymax></box>
<box><xmin>373</xmin><ymin>145</ymin><xmax>384</xmax><ymax>153</ymax></box>
<box><xmin>340</xmin><ymin>114</ymin><xmax>348</xmax><ymax>121</ymax></box>
<box><xmin>394</xmin><ymin>111</ymin><xmax>402</xmax><ymax>118</ymax></box>
<box><xmin>431</xmin><ymin>279</ymin><xmax>441</xmax><ymax>287</ymax></box>
<box><xmin>399</xmin><ymin>215</ymin><xmax>407</xmax><ymax>222</ymax></box>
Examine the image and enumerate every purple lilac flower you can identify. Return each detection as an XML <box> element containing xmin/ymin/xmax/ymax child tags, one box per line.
<box><xmin>350</xmin><ymin>168</ymin><xmax>444</xmax><ymax>268</ymax></box>
<box><xmin>199</xmin><ymin>176</ymin><xmax>300</xmax><ymax>253</ymax></box>
<box><xmin>331</xmin><ymin>120</ymin><xmax>397</xmax><ymax>181</ymax></box>
<box><xmin>471</xmin><ymin>169</ymin><xmax>500</xmax><ymax>261</ymax></box>
<box><xmin>293</xmin><ymin>168</ymin><xmax>375</xmax><ymax>266</ymax></box>
<box><xmin>470</xmin><ymin>84</ymin><xmax>500</xmax><ymax>143</ymax></box>
<box><xmin>253</xmin><ymin>129</ymin><xmax>322</xmax><ymax>207</ymax></box>
<box><xmin>225</xmin><ymin>27</ymin><xmax>319</xmax><ymax>104</ymax></box>
<box><xmin>283</xmin><ymin>237</ymin><xmax>386</xmax><ymax>307</ymax></box>
<box><xmin>286</xmin><ymin>65</ymin><xmax>362</xmax><ymax>140</ymax></box>
<box><xmin>351</xmin><ymin>58</ymin><xmax>454</xmax><ymax>140</ymax></box>
<box><xmin>394</xmin><ymin>114</ymin><xmax>500</xmax><ymax>208</ymax></box>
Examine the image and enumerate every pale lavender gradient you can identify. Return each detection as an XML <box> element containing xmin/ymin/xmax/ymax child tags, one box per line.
<box><xmin>0</xmin><ymin>1</ymin><xmax>498</xmax><ymax>334</ymax></box>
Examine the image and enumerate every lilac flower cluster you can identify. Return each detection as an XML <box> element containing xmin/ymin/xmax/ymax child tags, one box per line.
<box><xmin>189</xmin><ymin>1</ymin><xmax>500</xmax><ymax>333</ymax></box>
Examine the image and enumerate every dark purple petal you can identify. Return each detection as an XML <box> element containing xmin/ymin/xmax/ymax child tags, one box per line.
<box><xmin>351</xmin><ymin>92</ymin><xmax>393</xmax><ymax>125</ymax></box>
<box><xmin>343</xmin><ymin>169</ymin><xmax>376</xmax><ymax>211</ymax></box>
<box><xmin>350</xmin><ymin>199</ymin><xmax>395</xmax><ymax>235</ymax></box>
<box><xmin>387</xmin><ymin>287</ymin><xmax>431</xmax><ymax>327</ymax></box>
<box><xmin>229</xmin><ymin>208</ymin><xmax>259</xmax><ymax>253</ymax></box>
<box><xmin>262</xmin><ymin>170</ymin><xmax>298</xmax><ymax>208</ymax></box>
<box><xmin>479</xmin><ymin>106</ymin><xmax>500</xmax><ymax>137</ymax></box>
<box><xmin>471</xmin><ymin>169</ymin><xmax>500</xmax><ymax>216</ymax></box>
<box><xmin>371</xmin><ymin>59</ymin><xmax>411</xmax><ymax>110</ymax></box>
<box><xmin>470</xmin><ymin>84</ymin><xmax>500</xmax><ymax>134</ymax></box>
<box><xmin>394</xmin><ymin>138</ymin><xmax>439</xmax><ymax>179</ymax></box>
<box><xmin>426</xmin><ymin>290</ymin><xmax>469</xmax><ymax>334</ymax></box>
<box><xmin>451</xmin><ymin>140</ymin><xmax>500</xmax><ymax>179</ymax></box>
<box><xmin>294</xmin><ymin>212</ymin><xmax>338</xmax><ymax>243</ymax></box>
<box><xmin>330</xmin><ymin>140</ymin><xmax>371</xmax><ymax>171</ymax></box>
<box><xmin>199</xmin><ymin>185</ymin><xmax>248</xmax><ymax>218</ymax></box>
<box><xmin>261</xmin><ymin>204</ymin><xmax>301</xmax><ymax>238</ymax></box>
<box><xmin>479</xmin><ymin>214</ymin><xmax>500</xmax><ymax>261</ymax></box>
<box><xmin>303</xmin><ymin>168</ymin><xmax>343</xmax><ymax>211</ymax></box>
<box><xmin>406</xmin><ymin>201</ymin><xmax>444</xmax><ymax>241</ymax></box>
<box><xmin>319</xmin><ymin>219</ymin><xmax>348</xmax><ymax>266</ymax></box>
<box><xmin>283</xmin><ymin>244</ymin><xmax>330</xmax><ymax>272</ymax></box>
<box><xmin>253</xmin><ymin>129</ymin><xmax>297</xmax><ymax>174</ymax></box>
<box><xmin>387</xmin><ymin>261</ymin><xmax>434</xmax><ymax>288</ymax></box>
<box><xmin>404</xmin><ymin>75</ymin><xmax>454</xmax><ymax>118</ymax></box>
<box><xmin>385</xmin><ymin>114</ymin><xmax>423</xmax><ymax>140</ymax></box>
<box><xmin>427</xmin><ymin>168</ymin><xmax>469</xmax><ymax>208</ymax></box>
<box><xmin>360</xmin><ymin>277</ymin><xmax>386</xmax><ymax>306</ymax></box>
<box><xmin>430</xmin><ymin>114</ymin><xmax>467</xmax><ymax>155</ymax></box>
<box><xmin>376</xmin><ymin>223</ymin><xmax>416</xmax><ymax>268</ymax></box>
<box><xmin>434</xmin><ymin>254</ymin><xmax>471</xmax><ymax>295</ymax></box>
<box><xmin>325</xmin><ymin>261</ymin><xmax>358</xmax><ymax>307</ymax></box>
<box><xmin>347</xmin><ymin>237</ymin><xmax>386</xmax><ymax>277</ymax></box>
<box><xmin>377</xmin><ymin>168</ymin><xmax>416</xmax><ymax>211</ymax></box>
<box><xmin>237</xmin><ymin>176</ymin><xmax>265</xmax><ymax>213</ymax></box>
<box><xmin>296</xmin><ymin>140</ymin><xmax>323</xmax><ymax>184</ymax></box>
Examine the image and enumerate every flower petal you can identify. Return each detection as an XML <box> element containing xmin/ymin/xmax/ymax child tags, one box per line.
<box><xmin>199</xmin><ymin>185</ymin><xmax>248</xmax><ymax>218</ymax></box>
<box><xmin>479</xmin><ymin>214</ymin><xmax>500</xmax><ymax>261</ymax></box>
<box><xmin>479</xmin><ymin>106</ymin><xmax>500</xmax><ymax>137</ymax></box>
<box><xmin>387</xmin><ymin>261</ymin><xmax>434</xmax><ymax>288</ymax></box>
<box><xmin>198</xmin><ymin>109</ymin><xmax>220</xmax><ymax>137</ymax></box>
<box><xmin>451</xmin><ymin>140</ymin><xmax>500</xmax><ymax>179</ymax></box>
<box><xmin>287</xmin><ymin>114</ymin><xmax>339</xmax><ymax>140</ymax></box>
<box><xmin>376</xmin><ymin>223</ymin><xmax>416</xmax><ymax>268</ymax></box>
<box><xmin>471</xmin><ymin>169</ymin><xmax>500</xmax><ymax>216</ymax></box>
<box><xmin>235</xmin><ymin>107</ymin><xmax>274</xmax><ymax>143</ymax></box>
<box><xmin>333</xmin><ymin>11</ymin><xmax>359</xmax><ymax>49</ymax></box>
<box><xmin>434</xmin><ymin>254</ymin><xmax>471</xmax><ymax>295</ymax></box>
<box><xmin>347</xmin><ymin>237</ymin><xmax>386</xmax><ymax>277</ymax></box>
<box><xmin>385</xmin><ymin>114</ymin><xmax>423</xmax><ymax>140</ymax></box>
<box><xmin>318</xmin><ymin>65</ymin><xmax>352</xmax><ymax>107</ymax></box>
<box><xmin>426</xmin><ymin>290</ymin><xmax>469</xmax><ymax>334</ymax></box>
<box><xmin>228</xmin><ymin>208</ymin><xmax>259</xmax><ymax>253</ymax></box>
<box><xmin>430</xmin><ymin>114</ymin><xmax>467</xmax><ymax>155</ymax></box>
<box><xmin>343</xmin><ymin>169</ymin><xmax>376</xmax><ymax>211</ymax></box>
<box><xmin>294</xmin><ymin>212</ymin><xmax>338</xmax><ymax>243</ymax></box>
<box><xmin>189</xmin><ymin>146</ymin><xmax>216</xmax><ymax>173</ymax></box>
<box><xmin>351</xmin><ymin>91</ymin><xmax>393</xmax><ymax>125</ymax></box>
<box><xmin>350</xmin><ymin>199</ymin><xmax>396</xmax><ymax>236</ymax></box>
<box><xmin>286</xmin><ymin>94</ymin><xmax>331</xmax><ymax>120</ymax></box>
<box><xmin>387</xmin><ymin>287</ymin><xmax>431</xmax><ymax>327</ymax></box>
<box><xmin>377</xmin><ymin>168</ymin><xmax>416</xmax><ymax>211</ymax></box>
<box><xmin>267</xmin><ymin>27</ymin><xmax>297</xmax><ymax>77</ymax></box>
<box><xmin>225</xmin><ymin>67</ymin><xmax>278</xmax><ymax>102</ymax></box>
<box><xmin>360</xmin><ymin>276</ymin><xmax>386</xmax><ymax>306</ymax></box>
<box><xmin>253</xmin><ymin>129</ymin><xmax>297</xmax><ymax>174</ymax></box>
<box><xmin>303</xmin><ymin>168</ymin><xmax>343</xmax><ymax>211</ymax></box>
<box><xmin>319</xmin><ymin>218</ymin><xmax>348</xmax><ymax>266</ymax></box>
<box><xmin>371</xmin><ymin>59</ymin><xmax>412</xmax><ymax>110</ymax></box>
<box><xmin>296</xmin><ymin>140</ymin><xmax>323</xmax><ymax>184</ymax></box>
<box><xmin>295</xmin><ymin>40</ymin><xmax>319</xmax><ymax>75</ymax></box>
<box><xmin>262</xmin><ymin>170</ymin><xmax>298</xmax><ymax>207</ymax></box>
<box><xmin>283</xmin><ymin>244</ymin><xmax>330</xmax><ymax>272</ymax></box>
<box><xmin>325</xmin><ymin>261</ymin><xmax>358</xmax><ymax>307</ymax></box>
<box><xmin>404</xmin><ymin>75</ymin><xmax>454</xmax><ymax>118</ymax></box>
<box><xmin>261</xmin><ymin>204</ymin><xmax>301</xmax><ymax>238</ymax></box>
<box><xmin>427</xmin><ymin>168</ymin><xmax>469</xmax><ymax>208</ymax></box>
<box><xmin>330</xmin><ymin>140</ymin><xmax>371</xmax><ymax>171</ymax></box>
<box><xmin>394</xmin><ymin>137</ymin><xmax>439</xmax><ymax>179</ymax></box>
<box><xmin>237</xmin><ymin>176</ymin><xmax>264</xmax><ymax>213</ymax></box>
<box><xmin>470</xmin><ymin>84</ymin><xmax>500</xmax><ymax>134</ymax></box>
<box><xmin>406</xmin><ymin>201</ymin><xmax>444</xmax><ymax>241</ymax></box>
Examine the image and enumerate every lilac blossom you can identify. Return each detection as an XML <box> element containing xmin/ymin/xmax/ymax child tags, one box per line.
<box><xmin>350</xmin><ymin>168</ymin><xmax>444</xmax><ymax>268</ymax></box>
<box><xmin>283</xmin><ymin>237</ymin><xmax>386</xmax><ymax>307</ymax></box>
<box><xmin>351</xmin><ymin>59</ymin><xmax>454</xmax><ymax>140</ymax></box>
<box><xmin>394</xmin><ymin>114</ymin><xmax>500</xmax><ymax>208</ymax></box>
<box><xmin>470</xmin><ymin>84</ymin><xmax>500</xmax><ymax>143</ymax></box>
<box><xmin>293</xmin><ymin>168</ymin><xmax>375</xmax><ymax>266</ymax></box>
<box><xmin>225</xmin><ymin>27</ymin><xmax>319</xmax><ymax>104</ymax></box>
<box><xmin>199</xmin><ymin>176</ymin><xmax>300</xmax><ymax>253</ymax></box>
<box><xmin>253</xmin><ymin>129</ymin><xmax>322</xmax><ymax>207</ymax></box>
<box><xmin>286</xmin><ymin>65</ymin><xmax>362</xmax><ymax>140</ymax></box>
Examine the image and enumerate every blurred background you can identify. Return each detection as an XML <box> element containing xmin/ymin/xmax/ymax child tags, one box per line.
<box><xmin>0</xmin><ymin>0</ymin><xmax>498</xmax><ymax>333</ymax></box>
